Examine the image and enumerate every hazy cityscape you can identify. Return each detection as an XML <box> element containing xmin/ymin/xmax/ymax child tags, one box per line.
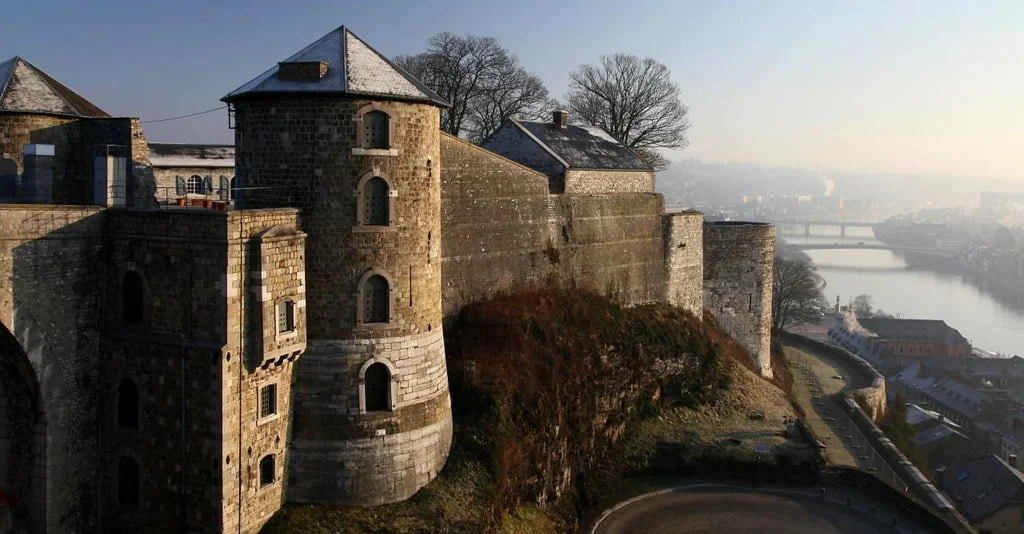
<box><xmin>1</xmin><ymin>2</ymin><xmax>1022</xmax><ymax>533</ymax></box>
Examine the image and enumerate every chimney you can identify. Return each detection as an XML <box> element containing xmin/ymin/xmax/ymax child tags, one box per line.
<box><xmin>1010</xmin><ymin>455</ymin><xmax>1018</xmax><ymax>469</ymax></box>
<box><xmin>935</xmin><ymin>466</ymin><xmax>946</xmax><ymax>488</ymax></box>
<box><xmin>278</xmin><ymin>61</ymin><xmax>329</xmax><ymax>82</ymax></box>
<box><xmin>553</xmin><ymin>110</ymin><xmax>569</xmax><ymax>128</ymax></box>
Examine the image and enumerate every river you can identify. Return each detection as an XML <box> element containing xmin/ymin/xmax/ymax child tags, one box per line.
<box><xmin>780</xmin><ymin>226</ymin><xmax>1024</xmax><ymax>358</ymax></box>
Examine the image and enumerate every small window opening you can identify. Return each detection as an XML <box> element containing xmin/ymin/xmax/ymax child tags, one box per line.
<box><xmin>117</xmin><ymin>456</ymin><xmax>140</xmax><ymax>508</ymax></box>
<box><xmin>186</xmin><ymin>175</ymin><xmax>203</xmax><ymax>194</ymax></box>
<box><xmin>122</xmin><ymin>272</ymin><xmax>144</xmax><ymax>324</ymax></box>
<box><xmin>363</xmin><ymin>275</ymin><xmax>389</xmax><ymax>323</ymax></box>
<box><xmin>277</xmin><ymin>301</ymin><xmax>295</xmax><ymax>333</ymax></box>
<box><xmin>260</xmin><ymin>384</ymin><xmax>278</xmax><ymax>419</ymax></box>
<box><xmin>365</xmin><ymin>362</ymin><xmax>390</xmax><ymax>412</ymax></box>
<box><xmin>362</xmin><ymin>177</ymin><xmax>389</xmax><ymax>226</ymax></box>
<box><xmin>118</xmin><ymin>378</ymin><xmax>139</xmax><ymax>429</ymax></box>
<box><xmin>259</xmin><ymin>454</ymin><xmax>275</xmax><ymax>487</ymax></box>
<box><xmin>363</xmin><ymin>111</ymin><xmax>389</xmax><ymax>149</ymax></box>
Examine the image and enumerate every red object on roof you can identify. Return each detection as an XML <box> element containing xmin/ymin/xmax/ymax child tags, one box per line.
<box><xmin>0</xmin><ymin>491</ymin><xmax>14</xmax><ymax>505</ymax></box>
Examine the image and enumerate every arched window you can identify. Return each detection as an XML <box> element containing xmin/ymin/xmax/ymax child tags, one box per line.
<box><xmin>229</xmin><ymin>176</ymin><xmax>236</xmax><ymax>200</ymax></box>
<box><xmin>365</xmin><ymin>362</ymin><xmax>390</xmax><ymax>412</ymax></box>
<box><xmin>363</xmin><ymin>111</ymin><xmax>389</xmax><ymax>149</ymax></box>
<box><xmin>186</xmin><ymin>175</ymin><xmax>203</xmax><ymax>194</ymax></box>
<box><xmin>362</xmin><ymin>177</ymin><xmax>389</xmax><ymax>226</ymax></box>
<box><xmin>259</xmin><ymin>454</ymin><xmax>275</xmax><ymax>487</ymax></box>
<box><xmin>117</xmin><ymin>378</ymin><xmax>139</xmax><ymax>429</ymax></box>
<box><xmin>362</xmin><ymin>275</ymin><xmax>389</xmax><ymax>323</ymax></box>
<box><xmin>117</xmin><ymin>456</ymin><xmax>140</xmax><ymax>508</ymax></box>
<box><xmin>122</xmin><ymin>272</ymin><xmax>144</xmax><ymax>325</ymax></box>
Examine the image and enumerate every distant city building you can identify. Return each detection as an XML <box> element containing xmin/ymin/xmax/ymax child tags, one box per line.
<box><xmin>828</xmin><ymin>315</ymin><xmax>972</xmax><ymax>368</ymax></box>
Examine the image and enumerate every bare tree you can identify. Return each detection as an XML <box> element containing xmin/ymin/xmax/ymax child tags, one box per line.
<box><xmin>772</xmin><ymin>256</ymin><xmax>827</xmax><ymax>331</ymax></box>
<box><xmin>852</xmin><ymin>294</ymin><xmax>874</xmax><ymax>318</ymax></box>
<box><xmin>566</xmin><ymin>54</ymin><xmax>690</xmax><ymax>170</ymax></box>
<box><xmin>395</xmin><ymin>33</ymin><xmax>552</xmax><ymax>142</ymax></box>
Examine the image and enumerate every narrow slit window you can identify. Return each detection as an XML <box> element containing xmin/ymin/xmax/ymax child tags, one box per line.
<box><xmin>277</xmin><ymin>301</ymin><xmax>295</xmax><ymax>333</ymax></box>
<box><xmin>361</xmin><ymin>177</ymin><xmax>389</xmax><ymax>226</ymax></box>
<box><xmin>363</xmin><ymin>275</ymin><xmax>389</xmax><ymax>323</ymax></box>
<box><xmin>259</xmin><ymin>454</ymin><xmax>275</xmax><ymax>487</ymax></box>
<box><xmin>260</xmin><ymin>384</ymin><xmax>277</xmax><ymax>419</ymax></box>
<box><xmin>363</xmin><ymin>111</ymin><xmax>389</xmax><ymax>149</ymax></box>
<box><xmin>365</xmin><ymin>362</ymin><xmax>390</xmax><ymax>412</ymax></box>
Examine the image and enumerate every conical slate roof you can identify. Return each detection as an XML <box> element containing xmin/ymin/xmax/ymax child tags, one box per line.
<box><xmin>0</xmin><ymin>56</ymin><xmax>109</xmax><ymax>117</ymax></box>
<box><xmin>222</xmin><ymin>26</ymin><xmax>448</xmax><ymax>107</ymax></box>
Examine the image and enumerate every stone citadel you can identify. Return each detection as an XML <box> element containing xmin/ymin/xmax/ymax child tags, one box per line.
<box><xmin>0</xmin><ymin>27</ymin><xmax>773</xmax><ymax>533</ymax></box>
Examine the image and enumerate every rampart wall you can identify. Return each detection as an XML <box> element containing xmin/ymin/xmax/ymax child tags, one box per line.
<box><xmin>703</xmin><ymin>222</ymin><xmax>775</xmax><ymax>377</ymax></box>
<box><xmin>440</xmin><ymin>134</ymin><xmax>669</xmax><ymax>316</ymax></box>
<box><xmin>564</xmin><ymin>169</ymin><xmax>655</xmax><ymax>194</ymax></box>
<box><xmin>0</xmin><ymin>204</ymin><xmax>106</xmax><ymax>533</ymax></box>
<box><xmin>662</xmin><ymin>211</ymin><xmax>704</xmax><ymax>317</ymax></box>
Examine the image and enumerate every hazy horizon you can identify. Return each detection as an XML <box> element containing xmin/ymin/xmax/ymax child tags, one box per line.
<box><xmin>1</xmin><ymin>0</ymin><xmax>1020</xmax><ymax>181</ymax></box>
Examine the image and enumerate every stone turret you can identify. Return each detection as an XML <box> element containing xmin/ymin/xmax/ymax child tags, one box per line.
<box><xmin>703</xmin><ymin>221</ymin><xmax>776</xmax><ymax>377</ymax></box>
<box><xmin>223</xmin><ymin>26</ymin><xmax>453</xmax><ymax>506</ymax></box>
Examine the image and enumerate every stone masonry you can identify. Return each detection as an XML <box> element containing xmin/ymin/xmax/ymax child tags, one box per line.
<box><xmin>230</xmin><ymin>94</ymin><xmax>452</xmax><ymax>507</ymax></box>
<box><xmin>703</xmin><ymin>222</ymin><xmax>776</xmax><ymax>377</ymax></box>
<box><xmin>663</xmin><ymin>211</ymin><xmax>704</xmax><ymax>317</ymax></box>
<box><xmin>0</xmin><ymin>27</ymin><xmax>779</xmax><ymax>534</ymax></box>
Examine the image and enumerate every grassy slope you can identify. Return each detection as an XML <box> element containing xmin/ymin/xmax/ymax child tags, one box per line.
<box><xmin>264</xmin><ymin>293</ymin><xmax>802</xmax><ymax>533</ymax></box>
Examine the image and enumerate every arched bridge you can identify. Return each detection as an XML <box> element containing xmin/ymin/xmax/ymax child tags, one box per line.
<box><xmin>789</xmin><ymin>243</ymin><xmax>953</xmax><ymax>256</ymax></box>
<box><xmin>774</xmin><ymin>219</ymin><xmax>879</xmax><ymax>238</ymax></box>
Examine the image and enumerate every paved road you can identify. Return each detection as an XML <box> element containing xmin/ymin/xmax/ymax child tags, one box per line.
<box><xmin>783</xmin><ymin>343</ymin><xmax>907</xmax><ymax>489</ymax></box>
<box><xmin>592</xmin><ymin>488</ymin><xmax>891</xmax><ymax>533</ymax></box>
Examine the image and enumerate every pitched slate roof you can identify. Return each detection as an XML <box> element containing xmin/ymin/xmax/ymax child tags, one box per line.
<box><xmin>510</xmin><ymin>119</ymin><xmax>652</xmax><ymax>171</ymax></box>
<box><xmin>147</xmin><ymin>143</ymin><xmax>235</xmax><ymax>168</ymax></box>
<box><xmin>858</xmin><ymin>318</ymin><xmax>969</xmax><ymax>345</ymax></box>
<box><xmin>943</xmin><ymin>455</ymin><xmax>1024</xmax><ymax>522</ymax></box>
<box><xmin>0</xmin><ymin>56</ymin><xmax>109</xmax><ymax>118</ymax></box>
<box><xmin>222</xmin><ymin>26</ymin><xmax>448</xmax><ymax>107</ymax></box>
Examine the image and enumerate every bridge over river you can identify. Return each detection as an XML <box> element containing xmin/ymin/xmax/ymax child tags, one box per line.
<box><xmin>774</xmin><ymin>219</ymin><xmax>879</xmax><ymax>238</ymax></box>
<box><xmin>788</xmin><ymin>243</ymin><xmax>952</xmax><ymax>257</ymax></box>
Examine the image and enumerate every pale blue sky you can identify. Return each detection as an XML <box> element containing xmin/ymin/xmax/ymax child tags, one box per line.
<box><xmin>1</xmin><ymin>1</ymin><xmax>1020</xmax><ymax>179</ymax></box>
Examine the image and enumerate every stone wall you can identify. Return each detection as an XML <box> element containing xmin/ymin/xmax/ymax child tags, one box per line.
<box><xmin>703</xmin><ymin>222</ymin><xmax>775</xmax><ymax>377</ymax></box>
<box><xmin>0</xmin><ymin>204</ymin><xmax>106</xmax><ymax>533</ymax></box>
<box><xmin>440</xmin><ymin>134</ymin><xmax>666</xmax><ymax>316</ymax></box>
<box><xmin>0</xmin><ymin>114</ymin><xmax>155</xmax><ymax>206</ymax></box>
<box><xmin>233</xmin><ymin>95</ymin><xmax>452</xmax><ymax>507</ymax></box>
<box><xmin>662</xmin><ymin>211</ymin><xmax>704</xmax><ymax>317</ymax></box>
<box><xmin>103</xmin><ymin>208</ymin><xmax>304</xmax><ymax>534</ymax></box>
<box><xmin>564</xmin><ymin>169</ymin><xmax>655</xmax><ymax>194</ymax></box>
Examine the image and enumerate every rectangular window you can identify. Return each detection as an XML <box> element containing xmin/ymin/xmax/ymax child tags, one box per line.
<box><xmin>277</xmin><ymin>301</ymin><xmax>295</xmax><ymax>333</ymax></box>
<box><xmin>259</xmin><ymin>454</ymin><xmax>275</xmax><ymax>487</ymax></box>
<box><xmin>260</xmin><ymin>384</ymin><xmax>277</xmax><ymax>419</ymax></box>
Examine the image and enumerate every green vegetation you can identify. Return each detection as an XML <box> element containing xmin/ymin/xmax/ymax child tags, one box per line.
<box><xmin>264</xmin><ymin>290</ymin><xmax>800</xmax><ymax>533</ymax></box>
<box><xmin>879</xmin><ymin>395</ymin><xmax>931</xmax><ymax>476</ymax></box>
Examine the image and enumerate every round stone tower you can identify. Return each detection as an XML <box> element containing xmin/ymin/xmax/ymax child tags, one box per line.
<box><xmin>223</xmin><ymin>26</ymin><xmax>452</xmax><ymax>505</ymax></box>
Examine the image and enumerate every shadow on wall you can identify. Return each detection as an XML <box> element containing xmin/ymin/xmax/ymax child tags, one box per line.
<box><xmin>0</xmin><ymin>322</ymin><xmax>42</xmax><ymax>533</ymax></box>
<box><xmin>2</xmin><ymin>207</ymin><xmax>107</xmax><ymax>532</ymax></box>
<box><xmin>0</xmin><ymin>158</ymin><xmax>16</xmax><ymax>202</ymax></box>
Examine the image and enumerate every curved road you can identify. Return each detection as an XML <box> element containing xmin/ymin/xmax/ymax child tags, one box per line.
<box><xmin>593</xmin><ymin>488</ymin><xmax>891</xmax><ymax>533</ymax></box>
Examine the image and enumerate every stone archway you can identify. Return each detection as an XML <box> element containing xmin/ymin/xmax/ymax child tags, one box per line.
<box><xmin>0</xmin><ymin>322</ymin><xmax>40</xmax><ymax>533</ymax></box>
